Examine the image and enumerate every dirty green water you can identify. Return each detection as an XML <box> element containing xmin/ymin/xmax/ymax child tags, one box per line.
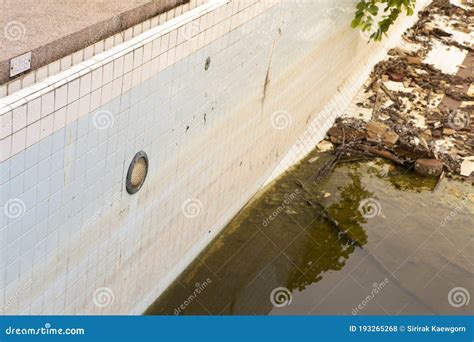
<box><xmin>146</xmin><ymin>148</ymin><xmax>473</xmax><ymax>315</ymax></box>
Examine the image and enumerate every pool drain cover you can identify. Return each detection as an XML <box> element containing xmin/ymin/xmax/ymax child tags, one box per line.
<box><xmin>126</xmin><ymin>151</ymin><xmax>149</xmax><ymax>194</ymax></box>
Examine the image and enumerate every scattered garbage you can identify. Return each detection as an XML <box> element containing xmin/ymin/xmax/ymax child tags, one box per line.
<box><xmin>323</xmin><ymin>0</ymin><xmax>473</xmax><ymax>180</ymax></box>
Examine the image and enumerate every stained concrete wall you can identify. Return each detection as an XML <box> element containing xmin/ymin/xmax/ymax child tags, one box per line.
<box><xmin>0</xmin><ymin>0</ymin><xmax>429</xmax><ymax>314</ymax></box>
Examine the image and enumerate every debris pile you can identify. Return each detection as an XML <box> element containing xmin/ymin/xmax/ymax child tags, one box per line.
<box><xmin>324</xmin><ymin>0</ymin><xmax>473</xmax><ymax>179</ymax></box>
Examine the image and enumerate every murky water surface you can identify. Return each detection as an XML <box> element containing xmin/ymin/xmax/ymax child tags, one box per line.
<box><xmin>146</xmin><ymin>149</ymin><xmax>473</xmax><ymax>315</ymax></box>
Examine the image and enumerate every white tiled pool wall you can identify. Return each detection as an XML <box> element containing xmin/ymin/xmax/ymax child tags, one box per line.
<box><xmin>0</xmin><ymin>0</ymin><xmax>429</xmax><ymax>315</ymax></box>
<box><xmin>266</xmin><ymin>0</ymin><xmax>431</xmax><ymax>183</ymax></box>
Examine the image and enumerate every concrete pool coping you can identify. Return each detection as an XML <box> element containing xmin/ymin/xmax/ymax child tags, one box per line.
<box><xmin>0</xmin><ymin>0</ymin><xmax>187</xmax><ymax>86</ymax></box>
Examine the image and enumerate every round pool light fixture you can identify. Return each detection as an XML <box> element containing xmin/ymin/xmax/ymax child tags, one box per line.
<box><xmin>126</xmin><ymin>151</ymin><xmax>149</xmax><ymax>194</ymax></box>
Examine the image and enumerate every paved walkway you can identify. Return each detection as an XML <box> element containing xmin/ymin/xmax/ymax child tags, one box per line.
<box><xmin>0</xmin><ymin>0</ymin><xmax>185</xmax><ymax>85</ymax></box>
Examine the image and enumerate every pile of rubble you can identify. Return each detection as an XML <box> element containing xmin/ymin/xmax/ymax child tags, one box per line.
<box><xmin>324</xmin><ymin>0</ymin><xmax>473</xmax><ymax>179</ymax></box>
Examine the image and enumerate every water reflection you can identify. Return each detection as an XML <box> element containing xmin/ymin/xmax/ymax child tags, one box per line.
<box><xmin>146</xmin><ymin>152</ymin><xmax>372</xmax><ymax>315</ymax></box>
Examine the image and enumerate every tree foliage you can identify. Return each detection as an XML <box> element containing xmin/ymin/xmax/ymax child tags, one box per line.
<box><xmin>352</xmin><ymin>0</ymin><xmax>417</xmax><ymax>41</ymax></box>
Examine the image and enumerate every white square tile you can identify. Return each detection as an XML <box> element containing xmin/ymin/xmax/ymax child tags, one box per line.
<box><xmin>143</xmin><ymin>19</ymin><xmax>151</xmax><ymax>31</ymax></box>
<box><xmin>152</xmin><ymin>37</ymin><xmax>161</xmax><ymax>57</ymax></box>
<box><xmin>40</xmin><ymin>114</ymin><xmax>54</xmax><ymax>139</ymax></box>
<box><xmin>150</xmin><ymin>57</ymin><xmax>160</xmax><ymax>74</ymax></box>
<box><xmin>124</xmin><ymin>52</ymin><xmax>134</xmax><ymax>74</ymax></box>
<box><xmin>68</xmin><ymin>79</ymin><xmax>80</xmax><ymax>103</ymax></box>
<box><xmin>0</xmin><ymin>84</ymin><xmax>6</xmax><ymax>97</ymax></box>
<box><xmin>103</xmin><ymin>62</ymin><xmax>113</xmax><ymax>85</ymax></box>
<box><xmin>84</xmin><ymin>46</ymin><xmax>94</xmax><ymax>60</ymax></box>
<box><xmin>54</xmin><ymin>85</ymin><xmax>68</xmax><ymax>111</ymax></box>
<box><xmin>66</xmin><ymin>100</ymin><xmax>79</xmax><ymax>125</ymax></box>
<box><xmin>101</xmin><ymin>83</ymin><xmax>112</xmax><ymax>106</ymax></box>
<box><xmin>53</xmin><ymin>107</ymin><xmax>67</xmax><ymax>132</ymax></box>
<box><xmin>105</xmin><ymin>36</ymin><xmax>115</xmax><ymax>50</ymax></box>
<box><xmin>48</xmin><ymin>60</ymin><xmax>61</xmax><ymax>75</ymax></box>
<box><xmin>133</xmin><ymin>47</ymin><xmax>143</xmax><ymax>69</ymax></box>
<box><xmin>143</xmin><ymin>42</ymin><xmax>153</xmax><ymax>62</ymax></box>
<box><xmin>169</xmin><ymin>30</ymin><xmax>178</xmax><ymax>49</ymax></box>
<box><xmin>7</xmin><ymin>78</ymin><xmax>21</xmax><ymax>94</ymax></box>
<box><xmin>80</xmin><ymin>73</ymin><xmax>92</xmax><ymax>97</ymax></box>
<box><xmin>112</xmin><ymin>78</ymin><xmax>122</xmax><ymax>98</ymax></box>
<box><xmin>0</xmin><ymin>136</ymin><xmax>11</xmax><ymax>162</ymax></box>
<box><xmin>94</xmin><ymin>41</ymin><xmax>104</xmax><ymax>55</ymax></box>
<box><xmin>0</xmin><ymin>111</ymin><xmax>12</xmax><ymax>139</ymax></box>
<box><xmin>114</xmin><ymin>33</ymin><xmax>124</xmax><ymax>45</ymax></box>
<box><xmin>159</xmin><ymin>13</ymin><xmax>167</xmax><ymax>25</ymax></box>
<box><xmin>72</xmin><ymin>50</ymin><xmax>84</xmax><ymax>65</ymax></box>
<box><xmin>133</xmin><ymin>23</ymin><xmax>143</xmax><ymax>37</ymax></box>
<box><xmin>27</xmin><ymin>97</ymin><xmax>41</xmax><ymax>125</ymax></box>
<box><xmin>91</xmin><ymin>67</ymin><xmax>103</xmax><ymax>91</ymax></box>
<box><xmin>26</xmin><ymin>120</ymin><xmax>41</xmax><ymax>148</ymax></box>
<box><xmin>60</xmin><ymin>55</ymin><xmax>72</xmax><ymax>71</ymax></box>
<box><xmin>159</xmin><ymin>54</ymin><xmax>167</xmax><ymax>72</ymax></box>
<box><xmin>41</xmin><ymin>91</ymin><xmax>55</xmax><ymax>117</ymax></box>
<box><xmin>22</xmin><ymin>72</ymin><xmax>35</xmax><ymax>88</ymax></box>
<box><xmin>11</xmin><ymin>127</ymin><xmax>26</xmax><ymax>155</ymax></box>
<box><xmin>122</xmin><ymin>72</ymin><xmax>132</xmax><ymax>93</ymax></box>
<box><xmin>78</xmin><ymin>94</ymin><xmax>91</xmax><ymax>118</ymax></box>
<box><xmin>36</xmin><ymin>66</ymin><xmax>48</xmax><ymax>82</ymax></box>
<box><xmin>124</xmin><ymin>27</ymin><xmax>133</xmax><ymax>41</ymax></box>
<box><xmin>113</xmin><ymin>57</ymin><xmax>124</xmax><ymax>79</ymax></box>
<box><xmin>90</xmin><ymin>89</ymin><xmax>101</xmax><ymax>111</ymax></box>
<box><xmin>131</xmin><ymin>67</ymin><xmax>141</xmax><ymax>88</ymax></box>
<box><xmin>12</xmin><ymin>104</ymin><xmax>27</xmax><ymax>133</ymax></box>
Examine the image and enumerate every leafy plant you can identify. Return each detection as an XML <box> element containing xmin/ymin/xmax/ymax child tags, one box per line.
<box><xmin>352</xmin><ymin>0</ymin><xmax>417</xmax><ymax>41</ymax></box>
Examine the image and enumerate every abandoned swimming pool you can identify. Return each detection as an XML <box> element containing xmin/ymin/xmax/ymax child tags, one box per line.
<box><xmin>146</xmin><ymin>149</ymin><xmax>473</xmax><ymax>315</ymax></box>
